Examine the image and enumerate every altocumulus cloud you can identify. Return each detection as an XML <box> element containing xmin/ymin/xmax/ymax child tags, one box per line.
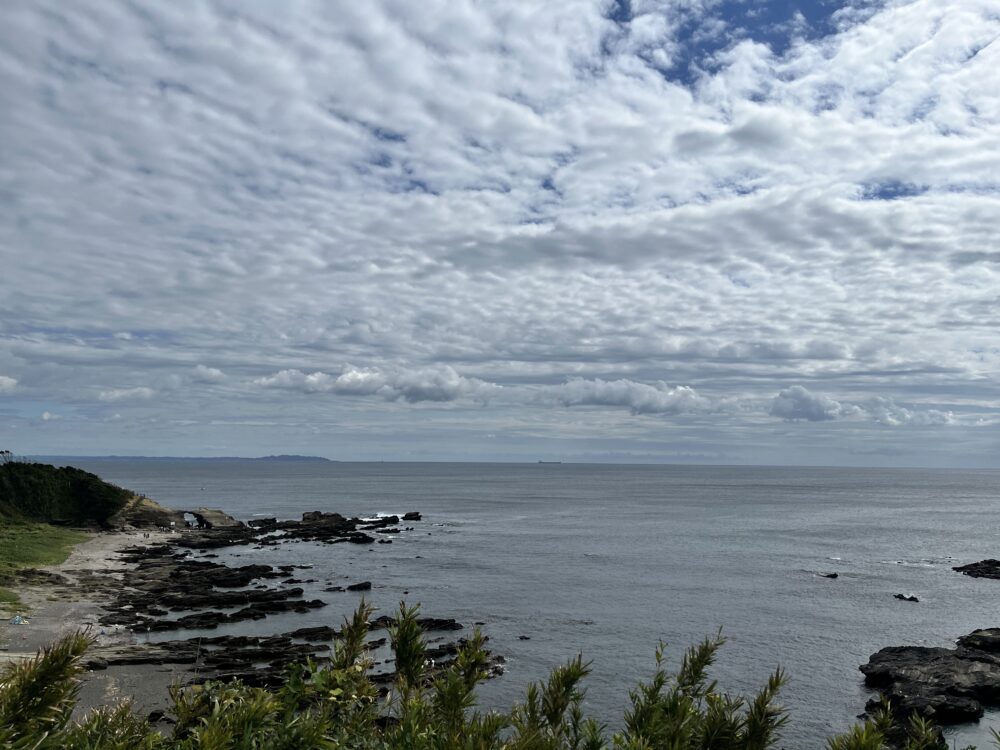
<box><xmin>548</xmin><ymin>378</ymin><xmax>710</xmax><ymax>416</ymax></box>
<box><xmin>1</xmin><ymin>0</ymin><xmax>998</xmax><ymax>464</ymax></box>
<box><xmin>191</xmin><ymin>365</ymin><xmax>227</xmax><ymax>384</ymax></box>
<box><xmin>256</xmin><ymin>366</ymin><xmax>499</xmax><ymax>404</ymax></box>
<box><xmin>770</xmin><ymin>386</ymin><xmax>955</xmax><ymax>426</ymax></box>
<box><xmin>98</xmin><ymin>387</ymin><xmax>156</xmax><ymax>402</ymax></box>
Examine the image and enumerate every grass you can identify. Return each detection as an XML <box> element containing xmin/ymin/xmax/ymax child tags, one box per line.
<box><xmin>0</xmin><ymin>521</ymin><xmax>89</xmax><ymax>612</ymax></box>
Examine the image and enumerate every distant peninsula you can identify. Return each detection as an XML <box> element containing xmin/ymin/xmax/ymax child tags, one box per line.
<box><xmin>32</xmin><ymin>454</ymin><xmax>335</xmax><ymax>463</ymax></box>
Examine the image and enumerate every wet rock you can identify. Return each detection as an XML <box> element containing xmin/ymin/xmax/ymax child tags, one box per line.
<box><xmin>953</xmin><ymin>560</ymin><xmax>1000</xmax><ymax>579</ymax></box>
<box><xmin>360</xmin><ymin>515</ymin><xmax>400</xmax><ymax>530</ymax></box>
<box><xmin>346</xmin><ymin>581</ymin><xmax>372</xmax><ymax>591</ymax></box>
<box><xmin>368</xmin><ymin>615</ymin><xmax>463</xmax><ymax>632</ymax></box>
<box><xmin>893</xmin><ymin>593</ymin><xmax>919</xmax><ymax>602</ymax></box>
<box><xmin>818</xmin><ymin>572</ymin><xmax>838</xmax><ymax>579</ymax></box>
<box><xmin>402</xmin><ymin>511</ymin><xmax>421</xmax><ymax>521</ymax></box>
<box><xmin>957</xmin><ymin>628</ymin><xmax>1000</xmax><ymax>652</ymax></box>
<box><xmin>860</xmin><ymin>631</ymin><xmax>1000</xmax><ymax>724</ymax></box>
<box><xmin>288</xmin><ymin>626</ymin><xmax>337</xmax><ymax>641</ymax></box>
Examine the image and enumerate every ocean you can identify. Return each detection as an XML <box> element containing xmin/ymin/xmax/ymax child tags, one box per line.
<box><xmin>66</xmin><ymin>459</ymin><xmax>1000</xmax><ymax>747</ymax></box>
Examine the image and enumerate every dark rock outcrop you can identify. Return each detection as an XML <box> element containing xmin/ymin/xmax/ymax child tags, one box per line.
<box><xmin>368</xmin><ymin>615</ymin><xmax>463</xmax><ymax>632</ymax></box>
<box><xmin>953</xmin><ymin>559</ymin><xmax>1000</xmax><ymax>579</ymax></box>
<box><xmin>860</xmin><ymin>628</ymin><xmax>1000</xmax><ymax>724</ymax></box>
<box><xmin>84</xmin><ymin>626</ymin><xmax>501</xmax><ymax>694</ymax></box>
<box><xmin>98</xmin><ymin>544</ymin><xmax>325</xmax><ymax>632</ymax></box>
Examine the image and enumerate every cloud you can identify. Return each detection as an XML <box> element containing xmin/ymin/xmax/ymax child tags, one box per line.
<box><xmin>0</xmin><ymin>376</ymin><xmax>16</xmax><ymax>393</ymax></box>
<box><xmin>192</xmin><ymin>365</ymin><xmax>227</xmax><ymax>383</ymax></box>
<box><xmin>255</xmin><ymin>370</ymin><xmax>339</xmax><ymax>393</ymax></box>
<box><xmin>549</xmin><ymin>378</ymin><xmax>709</xmax><ymax>415</ymax></box>
<box><xmin>98</xmin><ymin>387</ymin><xmax>156</xmax><ymax>402</ymax></box>
<box><xmin>863</xmin><ymin>396</ymin><xmax>955</xmax><ymax>427</ymax></box>
<box><xmin>41</xmin><ymin>411</ymin><xmax>61</xmax><ymax>421</ymax></box>
<box><xmin>770</xmin><ymin>386</ymin><xmax>957</xmax><ymax>426</ymax></box>
<box><xmin>256</xmin><ymin>365</ymin><xmax>498</xmax><ymax>404</ymax></box>
<box><xmin>1</xmin><ymin>0</ymin><xmax>998</xmax><ymax>463</ymax></box>
<box><xmin>770</xmin><ymin>386</ymin><xmax>852</xmax><ymax>422</ymax></box>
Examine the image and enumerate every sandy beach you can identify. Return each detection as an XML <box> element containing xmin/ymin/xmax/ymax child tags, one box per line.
<box><xmin>0</xmin><ymin>528</ymin><xmax>188</xmax><ymax>718</ymax></box>
<box><xmin>1</xmin><ymin>529</ymin><xmax>170</xmax><ymax>651</ymax></box>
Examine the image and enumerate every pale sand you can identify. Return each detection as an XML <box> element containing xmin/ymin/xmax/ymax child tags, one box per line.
<box><xmin>0</xmin><ymin>528</ymin><xmax>171</xmax><ymax>659</ymax></box>
<box><xmin>0</xmin><ymin>528</ymin><xmax>195</xmax><ymax>719</ymax></box>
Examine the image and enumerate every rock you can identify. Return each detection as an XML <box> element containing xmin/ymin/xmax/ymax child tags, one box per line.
<box><xmin>287</xmin><ymin>626</ymin><xmax>337</xmax><ymax>641</ymax></box>
<box><xmin>859</xmin><ymin>632</ymin><xmax>1000</xmax><ymax>725</ymax></box>
<box><xmin>402</xmin><ymin>511</ymin><xmax>421</xmax><ymax>521</ymax></box>
<box><xmin>894</xmin><ymin>593</ymin><xmax>919</xmax><ymax>602</ymax></box>
<box><xmin>173</xmin><ymin>526</ymin><xmax>257</xmax><ymax>549</ymax></box>
<box><xmin>957</xmin><ymin>629</ymin><xmax>1000</xmax><ymax>653</ymax></box>
<box><xmin>185</xmin><ymin>508</ymin><xmax>243</xmax><ymax>529</ymax></box>
<box><xmin>347</xmin><ymin>581</ymin><xmax>372</xmax><ymax>591</ymax></box>
<box><xmin>518</xmin><ymin>635</ymin><xmax>531</xmax><ymax>640</ymax></box>
<box><xmin>818</xmin><ymin>572</ymin><xmax>839</xmax><ymax>579</ymax></box>
<box><xmin>110</xmin><ymin>496</ymin><xmax>186</xmax><ymax>529</ymax></box>
<box><xmin>360</xmin><ymin>515</ymin><xmax>399</xmax><ymax>530</ymax></box>
<box><xmin>953</xmin><ymin>560</ymin><xmax>1000</xmax><ymax>579</ymax></box>
<box><xmin>369</xmin><ymin>615</ymin><xmax>463</xmax><ymax>632</ymax></box>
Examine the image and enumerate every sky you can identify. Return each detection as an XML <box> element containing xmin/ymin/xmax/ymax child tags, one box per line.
<box><xmin>1</xmin><ymin>0</ymin><xmax>999</xmax><ymax>466</ymax></box>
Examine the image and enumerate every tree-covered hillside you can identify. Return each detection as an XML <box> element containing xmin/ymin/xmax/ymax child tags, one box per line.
<box><xmin>0</xmin><ymin>461</ymin><xmax>131</xmax><ymax>525</ymax></box>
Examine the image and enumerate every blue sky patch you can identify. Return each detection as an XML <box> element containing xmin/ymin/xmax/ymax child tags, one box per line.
<box><xmin>859</xmin><ymin>180</ymin><xmax>929</xmax><ymax>201</ymax></box>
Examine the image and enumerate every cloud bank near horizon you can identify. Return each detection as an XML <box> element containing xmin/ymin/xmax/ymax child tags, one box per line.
<box><xmin>1</xmin><ymin>0</ymin><xmax>998</xmax><ymax>465</ymax></box>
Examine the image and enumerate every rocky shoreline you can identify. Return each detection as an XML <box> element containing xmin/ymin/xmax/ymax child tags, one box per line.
<box><xmin>858</xmin><ymin>558</ymin><xmax>1000</xmax><ymax>727</ymax></box>
<box><xmin>2</xmin><ymin>500</ymin><xmax>502</xmax><ymax>723</ymax></box>
<box><xmin>9</xmin><ymin>496</ymin><xmax>1000</xmax><ymax>735</ymax></box>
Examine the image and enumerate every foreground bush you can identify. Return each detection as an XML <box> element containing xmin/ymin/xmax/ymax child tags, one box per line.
<box><xmin>0</xmin><ymin>602</ymin><xmax>987</xmax><ymax>749</ymax></box>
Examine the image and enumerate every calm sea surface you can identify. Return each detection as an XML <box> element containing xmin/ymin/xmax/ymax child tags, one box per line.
<box><xmin>66</xmin><ymin>460</ymin><xmax>1000</xmax><ymax>747</ymax></box>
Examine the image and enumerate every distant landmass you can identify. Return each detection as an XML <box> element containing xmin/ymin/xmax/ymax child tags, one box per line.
<box><xmin>32</xmin><ymin>455</ymin><xmax>335</xmax><ymax>463</ymax></box>
<box><xmin>257</xmin><ymin>455</ymin><xmax>333</xmax><ymax>462</ymax></box>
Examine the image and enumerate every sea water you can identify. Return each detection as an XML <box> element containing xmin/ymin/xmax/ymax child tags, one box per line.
<box><xmin>67</xmin><ymin>460</ymin><xmax>1000</xmax><ymax>748</ymax></box>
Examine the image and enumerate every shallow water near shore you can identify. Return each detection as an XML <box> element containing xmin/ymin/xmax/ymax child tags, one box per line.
<box><xmin>67</xmin><ymin>460</ymin><xmax>1000</xmax><ymax>747</ymax></box>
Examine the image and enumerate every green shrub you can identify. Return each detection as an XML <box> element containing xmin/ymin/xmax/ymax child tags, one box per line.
<box><xmin>0</xmin><ymin>602</ymin><xmax>981</xmax><ymax>749</ymax></box>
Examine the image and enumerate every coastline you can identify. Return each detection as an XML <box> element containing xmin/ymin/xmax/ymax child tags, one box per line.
<box><xmin>0</xmin><ymin>505</ymin><xmax>492</xmax><ymax>723</ymax></box>
<box><xmin>0</xmin><ymin>529</ymin><xmax>170</xmax><ymax>655</ymax></box>
<box><xmin>6</xmin><ymin>489</ymin><xmax>998</xmax><ymax>741</ymax></box>
<box><xmin>0</xmin><ymin>528</ymin><xmax>187</xmax><ymax>718</ymax></box>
